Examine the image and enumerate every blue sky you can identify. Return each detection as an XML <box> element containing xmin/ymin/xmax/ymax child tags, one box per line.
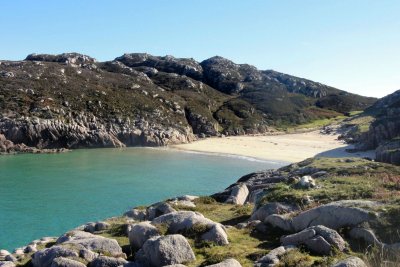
<box><xmin>1</xmin><ymin>1</ymin><xmax>399</xmax><ymax>98</ymax></box>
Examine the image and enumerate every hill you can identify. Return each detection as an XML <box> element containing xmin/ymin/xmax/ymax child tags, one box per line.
<box><xmin>0</xmin><ymin>53</ymin><xmax>376</xmax><ymax>151</ymax></box>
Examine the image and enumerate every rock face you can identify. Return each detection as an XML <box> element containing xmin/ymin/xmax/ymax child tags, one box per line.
<box><xmin>135</xmin><ymin>234</ymin><xmax>196</xmax><ymax>266</ymax></box>
<box><xmin>357</xmin><ymin>89</ymin><xmax>400</xmax><ymax>165</ymax></box>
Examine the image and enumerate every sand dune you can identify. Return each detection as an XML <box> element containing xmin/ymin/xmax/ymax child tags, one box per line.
<box><xmin>170</xmin><ymin>131</ymin><xmax>375</xmax><ymax>163</ymax></box>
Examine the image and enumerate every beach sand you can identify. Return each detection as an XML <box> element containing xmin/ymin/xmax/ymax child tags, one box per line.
<box><xmin>171</xmin><ymin>131</ymin><xmax>375</xmax><ymax>163</ymax></box>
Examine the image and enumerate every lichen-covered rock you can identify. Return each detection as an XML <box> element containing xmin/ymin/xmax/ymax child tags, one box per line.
<box><xmin>254</xmin><ymin>246</ymin><xmax>294</xmax><ymax>267</ymax></box>
<box><xmin>135</xmin><ymin>234</ymin><xmax>195</xmax><ymax>266</ymax></box>
<box><xmin>32</xmin><ymin>246</ymin><xmax>79</xmax><ymax>267</ymax></box>
<box><xmin>151</xmin><ymin>211</ymin><xmax>229</xmax><ymax>245</ymax></box>
<box><xmin>50</xmin><ymin>257</ymin><xmax>86</xmax><ymax>267</ymax></box>
<box><xmin>225</xmin><ymin>184</ymin><xmax>249</xmax><ymax>205</ymax></box>
<box><xmin>251</xmin><ymin>202</ymin><xmax>296</xmax><ymax>222</ymax></box>
<box><xmin>331</xmin><ymin>256</ymin><xmax>367</xmax><ymax>267</ymax></box>
<box><xmin>128</xmin><ymin>221</ymin><xmax>160</xmax><ymax>250</ymax></box>
<box><xmin>204</xmin><ymin>258</ymin><xmax>242</xmax><ymax>267</ymax></box>
<box><xmin>89</xmin><ymin>256</ymin><xmax>128</xmax><ymax>267</ymax></box>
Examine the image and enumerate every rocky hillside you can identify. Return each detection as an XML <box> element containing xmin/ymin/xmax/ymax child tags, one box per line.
<box><xmin>1</xmin><ymin>157</ymin><xmax>399</xmax><ymax>267</ymax></box>
<box><xmin>0</xmin><ymin>53</ymin><xmax>376</xmax><ymax>152</ymax></box>
<box><xmin>343</xmin><ymin>90</ymin><xmax>400</xmax><ymax>165</ymax></box>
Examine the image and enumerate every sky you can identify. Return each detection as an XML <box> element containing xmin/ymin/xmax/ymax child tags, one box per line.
<box><xmin>0</xmin><ymin>0</ymin><xmax>399</xmax><ymax>98</ymax></box>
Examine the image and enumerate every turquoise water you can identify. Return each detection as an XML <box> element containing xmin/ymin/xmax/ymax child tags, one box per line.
<box><xmin>0</xmin><ymin>148</ymin><xmax>285</xmax><ymax>251</ymax></box>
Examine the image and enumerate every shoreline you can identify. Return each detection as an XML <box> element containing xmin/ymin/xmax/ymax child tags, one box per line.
<box><xmin>171</xmin><ymin>130</ymin><xmax>376</xmax><ymax>163</ymax></box>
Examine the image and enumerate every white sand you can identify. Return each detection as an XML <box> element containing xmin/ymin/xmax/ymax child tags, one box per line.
<box><xmin>170</xmin><ymin>131</ymin><xmax>375</xmax><ymax>163</ymax></box>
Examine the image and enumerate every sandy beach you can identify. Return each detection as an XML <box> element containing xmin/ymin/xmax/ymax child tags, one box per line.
<box><xmin>171</xmin><ymin>131</ymin><xmax>375</xmax><ymax>163</ymax></box>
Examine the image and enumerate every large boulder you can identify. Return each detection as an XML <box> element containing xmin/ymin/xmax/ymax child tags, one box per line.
<box><xmin>51</xmin><ymin>257</ymin><xmax>86</xmax><ymax>267</ymax></box>
<box><xmin>89</xmin><ymin>256</ymin><xmax>128</xmax><ymax>267</ymax></box>
<box><xmin>254</xmin><ymin>246</ymin><xmax>294</xmax><ymax>267</ymax></box>
<box><xmin>151</xmin><ymin>211</ymin><xmax>229</xmax><ymax>245</ymax></box>
<box><xmin>128</xmin><ymin>221</ymin><xmax>160</xmax><ymax>250</ymax></box>
<box><xmin>146</xmin><ymin>202</ymin><xmax>176</xmax><ymax>220</ymax></box>
<box><xmin>56</xmin><ymin>230</ymin><xmax>95</xmax><ymax>244</ymax></box>
<box><xmin>63</xmin><ymin>237</ymin><xmax>123</xmax><ymax>257</ymax></box>
<box><xmin>331</xmin><ymin>256</ymin><xmax>367</xmax><ymax>267</ymax></box>
<box><xmin>250</xmin><ymin>202</ymin><xmax>296</xmax><ymax>222</ymax></box>
<box><xmin>32</xmin><ymin>246</ymin><xmax>79</xmax><ymax>267</ymax></box>
<box><xmin>204</xmin><ymin>258</ymin><xmax>242</xmax><ymax>267</ymax></box>
<box><xmin>266</xmin><ymin>200</ymin><xmax>376</xmax><ymax>232</ymax></box>
<box><xmin>135</xmin><ymin>235</ymin><xmax>195</xmax><ymax>266</ymax></box>
<box><xmin>280</xmin><ymin>225</ymin><xmax>346</xmax><ymax>255</ymax></box>
<box><xmin>291</xmin><ymin>200</ymin><xmax>376</xmax><ymax>231</ymax></box>
<box><xmin>225</xmin><ymin>184</ymin><xmax>249</xmax><ymax>205</ymax></box>
<box><xmin>124</xmin><ymin>208</ymin><xmax>147</xmax><ymax>221</ymax></box>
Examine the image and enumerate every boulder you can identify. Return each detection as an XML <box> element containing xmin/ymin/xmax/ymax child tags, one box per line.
<box><xmin>265</xmin><ymin>214</ymin><xmax>293</xmax><ymax>232</ymax></box>
<box><xmin>63</xmin><ymin>237</ymin><xmax>123</xmax><ymax>257</ymax></box>
<box><xmin>124</xmin><ymin>209</ymin><xmax>146</xmax><ymax>221</ymax></box>
<box><xmin>348</xmin><ymin>227</ymin><xmax>381</xmax><ymax>246</ymax></box>
<box><xmin>56</xmin><ymin>230</ymin><xmax>96</xmax><ymax>244</ymax></box>
<box><xmin>225</xmin><ymin>184</ymin><xmax>249</xmax><ymax>205</ymax></box>
<box><xmin>304</xmin><ymin>236</ymin><xmax>332</xmax><ymax>255</ymax></box>
<box><xmin>251</xmin><ymin>202</ymin><xmax>296</xmax><ymax>222</ymax></box>
<box><xmin>84</xmin><ymin>222</ymin><xmax>97</xmax><ymax>233</ymax></box>
<box><xmin>152</xmin><ymin>211</ymin><xmax>228</xmax><ymax>245</ymax></box>
<box><xmin>331</xmin><ymin>256</ymin><xmax>367</xmax><ymax>267</ymax></box>
<box><xmin>147</xmin><ymin>202</ymin><xmax>176</xmax><ymax>220</ymax></box>
<box><xmin>4</xmin><ymin>255</ymin><xmax>18</xmax><ymax>262</ymax></box>
<box><xmin>51</xmin><ymin>257</ymin><xmax>86</xmax><ymax>267</ymax></box>
<box><xmin>201</xmin><ymin>224</ymin><xmax>229</xmax><ymax>245</ymax></box>
<box><xmin>135</xmin><ymin>235</ymin><xmax>195</xmax><ymax>266</ymax></box>
<box><xmin>169</xmin><ymin>200</ymin><xmax>196</xmax><ymax>208</ymax></box>
<box><xmin>204</xmin><ymin>258</ymin><xmax>242</xmax><ymax>267</ymax></box>
<box><xmin>281</xmin><ymin>225</ymin><xmax>346</xmax><ymax>255</ymax></box>
<box><xmin>254</xmin><ymin>246</ymin><xmax>294</xmax><ymax>267</ymax></box>
<box><xmin>0</xmin><ymin>250</ymin><xmax>10</xmax><ymax>260</ymax></box>
<box><xmin>89</xmin><ymin>256</ymin><xmax>128</xmax><ymax>267</ymax></box>
<box><xmin>95</xmin><ymin>221</ymin><xmax>110</xmax><ymax>231</ymax></box>
<box><xmin>32</xmin><ymin>246</ymin><xmax>79</xmax><ymax>267</ymax></box>
<box><xmin>128</xmin><ymin>221</ymin><xmax>160</xmax><ymax>250</ymax></box>
<box><xmin>291</xmin><ymin>200</ymin><xmax>376</xmax><ymax>231</ymax></box>
<box><xmin>297</xmin><ymin>176</ymin><xmax>316</xmax><ymax>188</ymax></box>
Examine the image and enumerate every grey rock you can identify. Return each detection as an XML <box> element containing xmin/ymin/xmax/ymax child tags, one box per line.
<box><xmin>84</xmin><ymin>222</ymin><xmax>97</xmax><ymax>233</ymax></box>
<box><xmin>291</xmin><ymin>200</ymin><xmax>376</xmax><ymax>231</ymax></box>
<box><xmin>32</xmin><ymin>246</ymin><xmax>79</xmax><ymax>267</ymax></box>
<box><xmin>281</xmin><ymin>229</ymin><xmax>316</xmax><ymax>246</ymax></box>
<box><xmin>204</xmin><ymin>258</ymin><xmax>242</xmax><ymax>267</ymax></box>
<box><xmin>265</xmin><ymin>214</ymin><xmax>293</xmax><ymax>232</ymax></box>
<box><xmin>4</xmin><ymin>255</ymin><xmax>18</xmax><ymax>262</ymax></box>
<box><xmin>63</xmin><ymin>237</ymin><xmax>123</xmax><ymax>257</ymax></box>
<box><xmin>201</xmin><ymin>224</ymin><xmax>229</xmax><ymax>245</ymax></box>
<box><xmin>251</xmin><ymin>202</ymin><xmax>296</xmax><ymax>222</ymax></box>
<box><xmin>0</xmin><ymin>250</ymin><xmax>10</xmax><ymax>260</ymax></box>
<box><xmin>95</xmin><ymin>221</ymin><xmax>110</xmax><ymax>231</ymax></box>
<box><xmin>90</xmin><ymin>256</ymin><xmax>128</xmax><ymax>267</ymax></box>
<box><xmin>128</xmin><ymin>221</ymin><xmax>160</xmax><ymax>250</ymax></box>
<box><xmin>348</xmin><ymin>227</ymin><xmax>381</xmax><ymax>246</ymax></box>
<box><xmin>304</xmin><ymin>236</ymin><xmax>332</xmax><ymax>255</ymax></box>
<box><xmin>124</xmin><ymin>209</ymin><xmax>146</xmax><ymax>221</ymax></box>
<box><xmin>51</xmin><ymin>257</ymin><xmax>86</xmax><ymax>267</ymax></box>
<box><xmin>254</xmin><ymin>246</ymin><xmax>294</xmax><ymax>267</ymax></box>
<box><xmin>225</xmin><ymin>184</ymin><xmax>249</xmax><ymax>205</ymax></box>
<box><xmin>57</xmin><ymin>230</ymin><xmax>96</xmax><ymax>244</ymax></box>
<box><xmin>147</xmin><ymin>202</ymin><xmax>176</xmax><ymax>220</ymax></box>
<box><xmin>331</xmin><ymin>256</ymin><xmax>367</xmax><ymax>267</ymax></box>
<box><xmin>135</xmin><ymin>235</ymin><xmax>195</xmax><ymax>266</ymax></box>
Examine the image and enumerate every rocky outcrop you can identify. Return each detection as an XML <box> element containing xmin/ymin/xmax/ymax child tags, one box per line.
<box><xmin>26</xmin><ymin>53</ymin><xmax>97</xmax><ymax>67</ymax></box>
<box><xmin>281</xmin><ymin>225</ymin><xmax>346</xmax><ymax>255</ymax></box>
<box><xmin>151</xmin><ymin>211</ymin><xmax>229</xmax><ymax>245</ymax></box>
<box><xmin>265</xmin><ymin>200</ymin><xmax>376</xmax><ymax>232</ymax></box>
<box><xmin>135</xmin><ymin>234</ymin><xmax>195</xmax><ymax>266</ymax></box>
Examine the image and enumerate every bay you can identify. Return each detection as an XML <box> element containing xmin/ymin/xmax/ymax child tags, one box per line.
<box><xmin>0</xmin><ymin>147</ymin><xmax>285</xmax><ymax>251</ymax></box>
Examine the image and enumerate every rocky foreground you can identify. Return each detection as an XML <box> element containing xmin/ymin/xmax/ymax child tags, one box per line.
<box><xmin>1</xmin><ymin>157</ymin><xmax>399</xmax><ymax>267</ymax></box>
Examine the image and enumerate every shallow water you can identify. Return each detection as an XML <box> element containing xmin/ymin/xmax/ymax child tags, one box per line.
<box><xmin>0</xmin><ymin>147</ymin><xmax>286</xmax><ymax>251</ymax></box>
